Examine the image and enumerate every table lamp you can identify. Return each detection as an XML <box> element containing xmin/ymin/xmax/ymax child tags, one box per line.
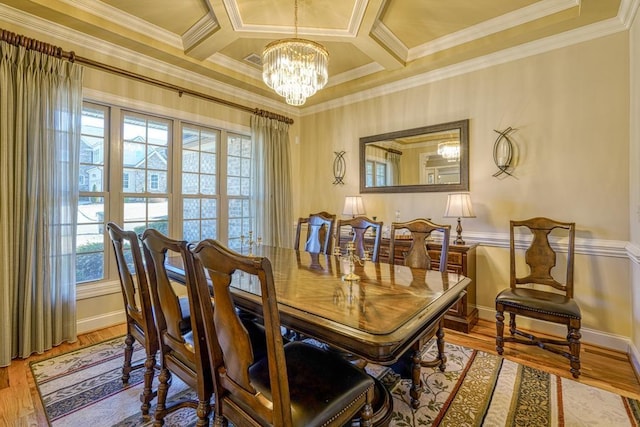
<box><xmin>342</xmin><ymin>196</ymin><xmax>366</xmax><ymax>218</ymax></box>
<box><xmin>443</xmin><ymin>192</ymin><xmax>475</xmax><ymax>245</ymax></box>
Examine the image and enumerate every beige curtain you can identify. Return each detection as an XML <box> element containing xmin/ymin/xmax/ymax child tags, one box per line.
<box><xmin>0</xmin><ymin>41</ymin><xmax>83</xmax><ymax>367</ymax></box>
<box><xmin>250</xmin><ymin>115</ymin><xmax>293</xmax><ymax>248</ymax></box>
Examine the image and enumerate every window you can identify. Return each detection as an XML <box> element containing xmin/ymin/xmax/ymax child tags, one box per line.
<box><xmin>76</xmin><ymin>103</ymin><xmax>108</xmax><ymax>283</ymax></box>
<box><xmin>75</xmin><ymin>102</ymin><xmax>254</xmax><ymax>286</ymax></box>
<box><xmin>227</xmin><ymin>133</ymin><xmax>252</xmax><ymax>251</ymax></box>
<box><xmin>365</xmin><ymin>160</ymin><xmax>387</xmax><ymax>187</ymax></box>
<box><xmin>122</xmin><ymin>112</ymin><xmax>170</xmax><ymax>235</ymax></box>
<box><xmin>182</xmin><ymin>124</ymin><xmax>218</xmax><ymax>242</ymax></box>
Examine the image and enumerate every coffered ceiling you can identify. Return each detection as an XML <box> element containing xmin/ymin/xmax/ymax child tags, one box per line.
<box><xmin>0</xmin><ymin>0</ymin><xmax>631</xmax><ymax>109</ymax></box>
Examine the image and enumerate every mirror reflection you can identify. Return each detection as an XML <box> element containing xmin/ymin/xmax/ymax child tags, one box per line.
<box><xmin>360</xmin><ymin>120</ymin><xmax>469</xmax><ymax>193</ymax></box>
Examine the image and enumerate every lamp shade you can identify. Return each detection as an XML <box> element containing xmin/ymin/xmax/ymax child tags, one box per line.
<box><xmin>443</xmin><ymin>192</ymin><xmax>476</xmax><ymax>218</ymax></box>
<box><xmin>343</xmin><ymin>196</ymin><xmax>366</xmax><ymax>217</ymax></box>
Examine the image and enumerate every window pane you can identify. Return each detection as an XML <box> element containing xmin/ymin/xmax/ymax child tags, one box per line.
<box><xmin>183</xmin><ymin>172</ymin><xmax>199</xmax><ymax>194</ymax></box>
<box><xmin>201</xmin><ymin>153</ymin><xmax>216</xmax><ymax>174</ymax></box>
<box><xmin>200</xmin><ymin>174</ymin><xmax>216</xmax><ymax>195</ymax></box>
<box><xmin>180</xmin><ymin>124</ymin><xmax>219</xmax><ymax>242</ymax></box>
<box><xmin>123</xmin><ymin>142</ymin><xmax>146</xmax><ymax>168</ymax></box>
<box><xmin>184</xmin><ymin>198</ymin><xmax>200</xmax><ymax>219</ymax></box>
<box><xmin>78</xmin><ymin>103</ymin><xmax>107</xmax><ymax>284</ymax></box>
<box><xmin>183</xmin><ymin>150</ymin><xmax>199</xmax><ymax>173</ymax></box>
<box><xmin>148</xmin><ymin>171</ymin><xmax>167</xmax><ymax>193</ymax></box>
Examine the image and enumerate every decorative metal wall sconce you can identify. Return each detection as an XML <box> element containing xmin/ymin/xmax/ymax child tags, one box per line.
<box><xmin>333</xmin><ymin>150</ymin><xmax>346</xmax><ymax>185</ymax></box>
<box><xmin>493</xmin><ymin>127</ymin><xmax>516</xmax><ymax>177</ymax></box>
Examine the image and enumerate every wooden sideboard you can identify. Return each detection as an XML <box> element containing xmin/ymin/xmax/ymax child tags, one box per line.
<box><xmin>365</xmin><ymin>236</ymin><xmax>478</xmax><ymax>333</ymax></box>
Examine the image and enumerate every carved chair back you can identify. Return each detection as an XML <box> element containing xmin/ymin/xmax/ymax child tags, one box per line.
<box><xmin>140</xmin><ymin>229</ymin><xmax>212</xmax><ymax>424</ymax></box>
<box><xmin>190</xmin><ymin>239</ymin><xmax>375</xmax><ymax>426</ymax></box>
<box><xmin>294</xmin><ymin>211</ymin><xmax>336</xmax><ymax>254</ymax></box>
<box><xmin>390</xmin><ymin>218</ymin><xmax>451</xmax><ymax>271</ymax></box>
<box><xmin>510</xmin><ymin>217</ymin><xmax>575</xmax><ymax>295</ymax></box>
<box><xmin>106</xmin><ymin>222</ymin><xmax>158</xmax><ymax>415</ymax></box>
<box><xmin>336</xmin><ymin>216</ymin><xmax>383</xmax><ymax>262</ymax></box>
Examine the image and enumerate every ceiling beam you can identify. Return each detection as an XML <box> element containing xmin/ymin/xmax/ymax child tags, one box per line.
<box><xmin>351</xmin><ymin>0</ymin><xmax>404</xmax><ymax>70</ymax></box>
<box><xmin>183</xmin><ymin>0</ymin><xmax>239</xmax><ymax>60</ymax></box>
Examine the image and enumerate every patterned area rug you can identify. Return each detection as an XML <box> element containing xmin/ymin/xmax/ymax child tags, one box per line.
<box><xmin>31</xmin><ymin>336</ymin><xmax>640</xmax><ymax>426</ymax></box>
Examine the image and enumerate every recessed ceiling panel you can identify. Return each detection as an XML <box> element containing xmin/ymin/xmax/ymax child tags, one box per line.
<box><xmin>99</xmin><ymin>0</ymin><xmax>210</xmax><ymax>35</ymax></box>
<box><xmin>382</xmin><ymin>0</ymin><xmax>541</xmax><ymax>49</ymax></box>
<box><xmin>235</xmin><ymin>0</ymin><xmax>356</xmax><ymax>30</ymax></box>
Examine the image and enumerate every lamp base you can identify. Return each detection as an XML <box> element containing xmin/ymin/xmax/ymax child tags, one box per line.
<box><xmin>453</xmin><ymin>217</ymin><xmax>465</xmax><ymax>245</ymax></box>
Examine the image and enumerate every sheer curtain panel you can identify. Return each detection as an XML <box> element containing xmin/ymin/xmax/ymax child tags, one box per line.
<box><xmin>0</xmin><ymin>41</ymin><xmax>83</xmax><ymax>367</ymax></box>
<box><xmin>250</xmin><ymin>115</ymin><xmax>293</xmax><ymax>248</ymax></box>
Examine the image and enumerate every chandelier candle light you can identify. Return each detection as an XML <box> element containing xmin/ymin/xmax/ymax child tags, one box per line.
<box><xmin>262</xmin><ymin>0</ymin><xmax>329</xmax><ymax>106</ymax></box>
<box><xmin>443</xmin><ymin>192</ymin><xmax>476</xmax><ymax>245</ymax></box>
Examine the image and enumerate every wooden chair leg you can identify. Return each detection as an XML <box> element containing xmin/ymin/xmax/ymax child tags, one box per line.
<box><xmin>122</xmin><ymin>334</ymin><xmax>134</xmax><ymax>383</ymax></box>
<box><xmin>140</xmin><ymin>351</ymin><xmax>156</xmax><ymax>415</ymax></box>
<box><xmin>495</xmin><ymin>309</ymin><xmax>505</xmax><ymax>355</ymax></box>
<box><xmin>508</xmin><ymin>312</ymin><xmax>517</xmax><ymax>335</ymax></box>
<box><xmin>195</xmin><ymin>399</ymin><xmax>211</xmax><ymax>426</ymax></box>
<box><xmin>568</xmin><ymin>325</ymin><xmax>581</xmax><ymax>378</ymax></box>
<box><xmin>153</xmin><ymin>368</ymin><xmax>171</xmax><ymax>427</ymax></box>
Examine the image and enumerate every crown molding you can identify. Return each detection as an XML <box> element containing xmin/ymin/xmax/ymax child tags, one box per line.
<box><xmin>408</xmin><ymin>0</ymin><xmax>580</xmax><ymax>61</ymax></box>
<box><xmin>371</xmin><ymin>21</ymin><xmax>408</xmax><ymax>61</ymax></box>
<box><xmin>182</xmin><ymin>13</ymin><xmax>220</xmax><ymax>51</ymax></box>
<box><xmin>61</xmin><ymin>0</ymin><xmax>183</xmax><ymax>48</ymax></box>
<box><xmin>618</xmin><ymin>0</ymin><xmax>640</xmax><ymax>29</ymax></box>
<box><xmin>327</xmin><ymin>62</ymin><xmax>385</xmax><ymax>87</ymax></box>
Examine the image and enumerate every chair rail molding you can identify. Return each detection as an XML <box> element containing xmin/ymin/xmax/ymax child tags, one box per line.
<box><xmin>460</xmin><ymin>231</ymin><xmax>629</xmax><ymax>259</ymax></box>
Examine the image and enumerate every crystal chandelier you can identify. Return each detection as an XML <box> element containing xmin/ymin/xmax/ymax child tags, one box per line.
<box><xmin>262</xmin><ymin>0</ymin><xmax>329</xmax><ymax>106</ymax></box>
<box><xmin>437</xmin><ymin>141</ymin><xmax>460</xmax><ymax>161</ymax></box>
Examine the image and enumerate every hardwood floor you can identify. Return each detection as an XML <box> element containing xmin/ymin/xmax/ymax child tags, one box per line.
<box><xmin>1</xmin><ymin>320</ymin><xmax>639</xmax><ymax>426</ymax></box>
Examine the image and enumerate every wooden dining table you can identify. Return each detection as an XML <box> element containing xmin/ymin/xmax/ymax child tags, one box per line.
<box><xmin>165</xmin><ymin>245</ymin><xmax>471</xmax><ymax>419</ymax></box>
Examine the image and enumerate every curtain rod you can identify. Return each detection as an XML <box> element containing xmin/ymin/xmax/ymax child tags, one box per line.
<box><xmin>0</xmin><ymin>29</ymin><xmax>294</xmax><ymax>125</ymax></box>
<box><xmin>370</xmin><ymin>144</ymin><xmax>402</xmax><ymax>155</ymax></box>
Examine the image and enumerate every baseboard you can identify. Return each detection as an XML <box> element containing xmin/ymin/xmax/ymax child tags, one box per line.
<box><xmin>476</xmin><ymin>305</ymin><xmax>630</xmax><ymax>353</ymax></box>
<box><xmin>630</xmin><ymin>341</ymin><xmax>640</xmax><ymax>384</ymax></box>
<box><xmin>77</xmin><ymin>309</ymin><xmax>125</xmax><ymax>335</ymax></box>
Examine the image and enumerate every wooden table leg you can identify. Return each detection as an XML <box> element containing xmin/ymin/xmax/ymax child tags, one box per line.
<box><xmin>410</xmin><ymin>318</ymin><xmax>447</xmax><ymax>409</ymax></box>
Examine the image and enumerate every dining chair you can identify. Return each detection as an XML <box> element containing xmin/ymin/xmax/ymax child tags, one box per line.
<box><xmin>388</xmin><ymin>218</ymin><xmax>452</xmax><ymax>398</ymax></box>
<box><xmin>140</xmin><ymin>229</ymin><xmax>213</xmax><ymax>426</ymax></box>
<box><xmin>190</xmin><ymin>239</ymin><xmax>375</xmax><ymax>427</ymax></box>
<box><xmin>390</xmin><ymin>218</ymin><xmax>451</xmax><ymax>271</ymax></box>
<box><xmin>336</xmin><ymin>216</ymin><xmax>383</xmax><ymax>262</ymax></box>
<box><xmin>495</xmin><ymin>217</ymin><xmax>581</xmax><ymax>378</ymax></box>
<box><xmin>106</xmin><ymin>222</ymin><xmax>158</xmax><ymax>416</ymax></box>
<box><xmin>294</xmin><ymin>211</ymin><xmax>336</xmax><ymax>254</ymax></box>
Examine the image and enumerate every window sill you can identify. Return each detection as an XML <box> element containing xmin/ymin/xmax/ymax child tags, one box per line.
<box><xmin>76</xmin><ymin>280</ymin><xmax>121</xmax><ymax>300</ymax></box>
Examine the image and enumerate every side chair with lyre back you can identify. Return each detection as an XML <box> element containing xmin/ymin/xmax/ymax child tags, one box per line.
<box><xmin>389</xmin><ymin>218</ymin><xmax>451</xmax><ymax>271</ymax></box>
<box><xmin>106</xmin><ymin>222</ymin><xmax>158</xmax><ymax>417</ymax></box>
<box><xmin>495</xmin><ymin>217</ymin><xmax>581</xmax><ymax>378</ymax></box>
<box><xmin>190</xmin><ymin>239</ymin><xmax>375</xmax><ymax>427</ymax></box>
<box><xmin>294</xmin><ymin>211</ymin><xmax>336</xmax><ymax>254</ymax></box>
<box><xmin>336</xmin><ymin>216</ymin><xmax>383</xmax><ymax>262</ymax></box>
<box><xmin>388</xmin><ymin>218</ymin><xmax>452</xmax><ymax>390</ymax></box>
<box><xmin>140</xmin><ymin>229</ymin><xmax>213</xmax><ymax>426</ymax></box>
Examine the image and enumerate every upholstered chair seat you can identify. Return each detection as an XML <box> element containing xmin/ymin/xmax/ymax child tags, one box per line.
<box><xmin>496</xmin><ymin>288</ymin><xmax>581</xmax><ymax>319</ymax></box>
<box><xmin>248</xmin><ymin>341</ymin><xmax>374</xmax><ymax>427</ymax></box>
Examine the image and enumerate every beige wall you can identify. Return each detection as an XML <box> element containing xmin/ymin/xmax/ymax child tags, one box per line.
<box><xmin>298</xmin><ymin>32</ymin><xmax>632</xmax><ymax>341</ymax></box>
<box><xmin>630</xmin><ymin>9</ymin><xmax>640</xmax><ymax>366</ymax></box>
